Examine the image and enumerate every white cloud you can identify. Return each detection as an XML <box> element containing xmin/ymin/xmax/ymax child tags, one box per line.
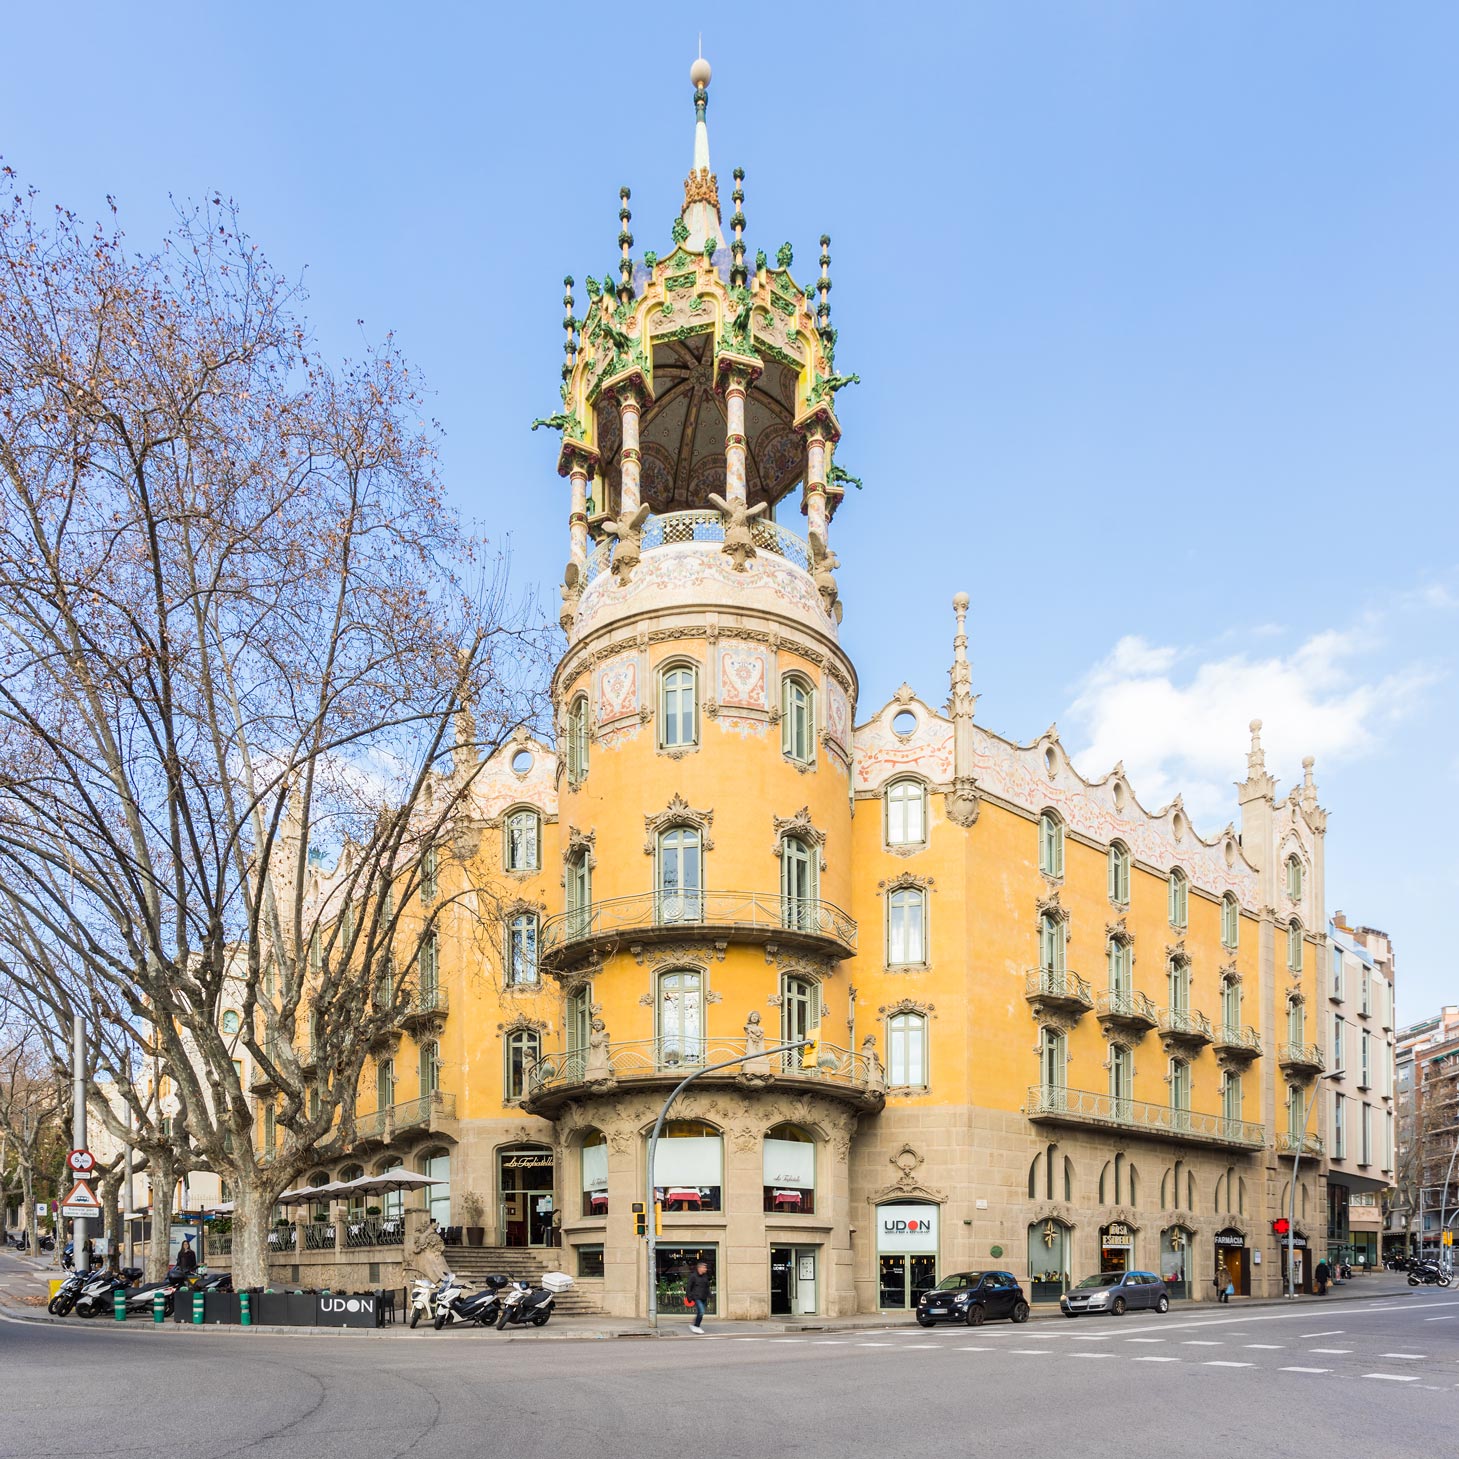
<box><xmin>1064</xmin><ymin>624</ymin><xmax>1439</xmax><ymax>829</ymax></box>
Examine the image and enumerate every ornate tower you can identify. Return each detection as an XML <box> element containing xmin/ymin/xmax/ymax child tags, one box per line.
<box><xmin>528</xmin><ymin>58</ymin><xmax>879</xmax><ymax>1321</ymax></box>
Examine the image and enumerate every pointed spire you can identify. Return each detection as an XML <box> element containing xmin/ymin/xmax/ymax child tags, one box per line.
<box><xmin>617</xmin><ymin>188</ymin><xmax>634</xmax><ymax>301</ymax></box>
<box><xmin>1247</xmin><ymin>718</ymin><xmax>1266</xmax><ymax>776</ymax></box>
<box><xmin>682</xmin><ymin>55</ymin><xmax>721</xmax><ymax>251</ymax></box>
<box><xmin>817</xmin><ymin>234</ymin><xmax>833</xmax><ymax>344</ymax></box>
<box><xmin>730</xmin><ymin>168</ymin><xmax>747</xmax><ymax>288</ymax></box>
<box><xmin>946</xmin><ymin>592</ymin><xmax>979</xmax><ymax>827</ymax></box>
<box><xmin>561</xmin><ymin>276</ymin><xmax>577</xmax><ymax>389</ymax></box>
<box><xmin>1300</xmin><ymin>755</ymin><xmax>1318</xmax><ymax>813</ymax></box>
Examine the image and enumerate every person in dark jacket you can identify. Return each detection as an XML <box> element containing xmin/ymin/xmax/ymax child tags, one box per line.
<box><xmin>1314</xmin><ymin>1259</ymin><xmax>1329</xmax><ymax>1295</ymax></box>
<box><xmin>684</xmin><ymin>1261</ymin><xmax>712</xmax><ymax>1334</ymax></box>
<box><xmin>175</xmin><ymin>1237</ymin><xmax>198</xmax><ymax>1277</ymax></box>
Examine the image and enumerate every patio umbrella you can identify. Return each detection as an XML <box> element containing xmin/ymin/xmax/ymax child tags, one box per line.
<box><xmin>348</xmin><ymin>1171</ymin><xmax>443</xmax><ymax>1194</ymax></box>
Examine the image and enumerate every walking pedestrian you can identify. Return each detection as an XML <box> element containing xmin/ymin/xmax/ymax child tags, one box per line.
<box><xmin>1314</xmin><ymin>1259</ymin><xmax>1329</xmax><ymax>1296</ymax></box>
<box><xmin>1219</xmin><ymin>1278</ymin><xmax>1234</xmax><ymax>1304</ymax></box>
<box><xmin>684</xmin><ymin>1260</ymin><xmax>712</xmax><ymax>1334</ymax></box>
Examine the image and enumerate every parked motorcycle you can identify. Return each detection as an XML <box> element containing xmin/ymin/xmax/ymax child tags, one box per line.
<box><xmin>47</xmin><ymin>1269</ymin><xmax>90</xmax><ymax>1316</ymax></box>
<box><xmin>408</xmin><ymin>1273</ymin><xmax>449</xmax><ymax>1329</ymax></box>
<box><xmin>433</xmin><ymin>1273</ymin><xmax>508</xmax><ymax>1330</ymax></box>
<box><xmin>494</xmin><ymin>1276</ymin><xmax>567</xmax><ymax>1330</ymax></box>
<box><xmin>1407</xmin><ymin>1262</ymin><xmax>1452</xmax><ymax>1288</ymax></box>
<box><xmin>73</xmin><ymin>1268</ymin><xmax>133</xmax><ymax>1318</ymax></box>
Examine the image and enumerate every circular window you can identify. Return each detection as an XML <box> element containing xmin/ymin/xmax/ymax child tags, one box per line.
<box><xmin>511</xmin><ymin>749</ymin><xmax>533</xmax><ymax>775</ymax></box>
<box><xmin>892</xmin><ymin>710</ymin><xmax>917</xmax><ymax>736</ymax></box>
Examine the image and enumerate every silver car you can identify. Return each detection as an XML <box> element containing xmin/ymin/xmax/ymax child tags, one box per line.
<box><xmin>1060</xmin><ymin>1270</ymin><xmax>1171</xmax><ymax>1317</ymax></box>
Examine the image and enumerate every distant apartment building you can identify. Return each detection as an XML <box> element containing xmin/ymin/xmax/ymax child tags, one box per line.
<box><xmin>1391</xmin><ymin>1003</ymin><xmax>1459</xmax><ymax>1256</ymax></box>
<box><xmin>1324</xmin><ymin>915</ymin><xmax>1397</xmax><ymax>1266</ymax></box>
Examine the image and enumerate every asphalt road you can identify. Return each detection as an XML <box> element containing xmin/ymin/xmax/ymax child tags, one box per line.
<box><xmin>3</xmin><ymin>1278</ymin><xmax>1456</xmax><ymax>1458</ymax></box>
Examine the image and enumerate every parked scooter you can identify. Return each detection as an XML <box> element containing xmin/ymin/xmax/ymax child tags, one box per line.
<box><xmin>47</xmin><ymin>1268</ymin><xmax>92</xmax><ymax>1316</ymax></box>
<box><xmin>73</xmin><ymin>1268</ymin><xmax>134</xmax><ymax>1318</ymax></box>
<box><xmin>408</xmin><ymin>1273</ymin><xmax>449</xmax><ymax>1329</ymax></box>
<box><xmin>433</xmin><ymin>1273</ymin><xmax>508</xmax><ymax>1330</ymax></box>
<box><xmin>494</xmin><ymin>1275</ymin><xmax>568</xmax><ymax>1330</ymax></box>
<box><xmin>1407</xmin><ymin>1262</ymin><xmax>1452</xmax><ymax>1288</ymax></box>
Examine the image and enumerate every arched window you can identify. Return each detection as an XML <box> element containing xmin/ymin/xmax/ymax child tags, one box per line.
<box><xmin>508</xmin><ymin>911</ymin><xmax>539</xmax><ymax>985</ymax></box>
<box><xmin>565</xmin><ymin>848</ymin><xmax>592</xmax><ymax>939</ymax></box>
<box><xmin>1287</xmin><ymin>919</ymin><xmax>1304</xmax><ymax>972</ymax></box>
<box><xmin>780</xmin><ymin>976</ymin><xmax>819</xmax><ymax>1072</ymax></box>
<box><xmin>1221</xmin><ymin>894</ymin><xmax>1239</xmax><ymax>949</ymax></box>
<box><xmin>1039</xmin><ymin>913</ymin><xmax>1065</xmax><ymax>976</ymax></box>
<box><xmin>1108</xmin><ymin>842</ymin><xmax>1130</xmax><ymax>904</ymax></box>
<box><xmin>656</xmin><ymin>969</ymin><xmax>704</xmax><ymax>1067</ymax></box>
<box><xmin>887</xmin><ymin>1011</ymin><xmax>928</xmax><ymax>1088</ymax></box>
<box><xmin>505</xmin><ymin>808</ymin><xmax>541</xmax><ymax>871</ymax></box>
<box><xmin>566</xmin><ymin>695</ymin><xmax>589</xmax><ymax>783</ymax></box>
<box><xmin>781</xmin><ymin>675</ymin><xmax>815</xmax><ymax>764</ymax></box>
<box><xmin>763</xmin><ymin>1123</ymin><xmax>816</xmax><ymax>1214</ymax></box>
<box><xmin>1167</xmin><ymin>957</ymin><xmax>1190</xmax><ymax>1013</ymax></box>
<box><xmin>1168</xmin><ymin>869</ymin><xmax>1188</xmax><ymax>929</ymax></box>
<box><xmin>1028</xmin><ymin>1219</ymin><xmax>1072</xmax><ymax>1302</ymax></box>
<box><xmin>418</xmin><ymin>1039</ymin><xmax>440</xmax><ymax>1096</ymax></box>
<box><xmin>581</xmin><ymin>1129</ymin><xmax>609</xmax><ymax>1216</ymax></box>
<box><xmin>1107</xmin><ymin>938</ymin><xmax>1132</xmax><ymax>998</ymax></box>
<box><xmin>780</xmin><ymin>835</ymin><xmax>818</xmax><ymax>930</ymax></box>
<box><xmin>659</xmin><ymin>663</ymin><xmax>698</xmax><ymax>750</ymax></box>
<box><xmin>885</xmin><ymin>779</ymin><xmax>926</xmax><ymax>847</ymax></box>
<box><xmin>1222</xmin><ymin>1070</ymin><xmax>1243</xmax><ymax>1125</ymax></box>
<box><xmin>1287</xmin><ymin>996</ymin><xmax>1306</xmax><ymax>1047</ymax></box>
<box><xmin>1109</xmin><ymin>1043</ymin><xmax>1132</xmax><ymax>1114</ymax></box>
<box><xmin>307</xmin><ymin>1169</ymin><xmax>332</xmax><ymax>1223</ymax></box>
<box><xmin>376</xmin><ymin>1056</ymin><xmax>395</xmax><ymax>1111</ymax></box>
<box><xmin>656</xmin><ymin>826</ymin><xmax>703</xmax><ymax>923</ymax></box>
<box><xmin>418</xmin><ymin>930</ymin><xmax>439</xmax><ymax>1005</ymax></box>
<box><xmin>652</xmin><ymin>1118</ymin><xmax>723</xmax><ymax>1212</ymax></box>
<box><xmin>1161</xmin><ymin>1225</ymin><xmax>1193</xmax><ymax>1299</ymax></box>
<box><xmin>887</xmin><ymin>886</ymin><xmax>927</xmax><ymax>966</ymax></box>
<box><xmin>339</xmin><ymin>1162</ymin><xmax>365</xmax><ymax>1220</ymax></box>
<box><xmin>1040</xmin><ymin>1026</ymin><xmax>1066</xmax><ymax>1093</ymax></box>
<box><xmin>1170</xmin><ymin>1059</ymin><xmax>1191</xmax><ymax>1129</ymax></box>
<box><xmin>566</xmin><ymin>983</ymin><xmax>592</xmax><ymax>1055</ymax></box>
<box><xmin>1221</xmin><ymin>978</ymin><xmax>1241</xmax><ymax>1034</ymax></box>
<box><xmin>221</xmin><ymin>1009</ymin><xmax>240</xmax><ymax>1036</ymax></box>
<box><xmin>1286</xmin><ymin>854</ymin><xmax>1303</xmax><ymax>901</ymax></box>
<box><xmin>420</xmin><ymin>1148</ymin><xmax>450</xmax><ymax>1227</ymax></box>
<box><xmin>504</xmin><ymin>1027</ymin><xmax>540</xmax><ymax>1100</ymax></box>
<box><xmin>1038</xmin><ymin>812</ymin><xmax>1064</xmax><ymax>878</ymax></box>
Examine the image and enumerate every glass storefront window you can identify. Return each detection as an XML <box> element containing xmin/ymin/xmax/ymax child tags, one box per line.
<box><xmin>1027</xmin><ymin>1219</ymin><xmax>1071</xmax><ymax>1302</ymax></box>
<box><xmin>652</xmin><ymin>1120</ymin><xmax>723</xmax><ymax>1212</ymax></box>
<box><xmin>581</xmin><ymin>1130</ymin><xmax>608</xmax><ymax>1217</ymax></box>
<box><xmin>576</xmin><ymin>1244</ymin><xmax>604</xmax><ymax>1279</ymax></box>
<box><xmin>1099</xmin><ymin>1222</ymin><xmax>1133</xmax><ymax>1273</ymax></box>
<box><xmin>656</xmin><ymin>1245</ymin><xmax>716</xmax><ymax>1315</ymax></box>
<box><xmin>879</xmin><ymin>1253</ymin><xmax>937</xmax><ymax>1309</ymax></box>
<box><xmin>762</xmin><ymin>1124</ymin><xmax>816</xmax><ymax>1214</ymax></box>
<box><xmin>1160</xmin><ymin>1226</ymin><xmax>1192</xmax><ymax>1300</ymax></box>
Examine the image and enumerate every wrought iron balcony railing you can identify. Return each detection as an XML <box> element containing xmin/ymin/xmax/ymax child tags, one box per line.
<box><xmin>1157</xmin><ymin>1007</ymin><xmax>1214</xmax><ymax>1044</ymax></box>
<box><xmin>583</xmin><ymin>509</ymin><xmax>814</xmax><ymax>586</ymax></box>
<box><xmin>1023</xmin><ymin>968</ymin><xmax>1094</xmax><ymax>1011</ymax></box>
<box><xmin>1213</xmin><ymin>1024</ymin><xmax>1263</xmax><ymax>1057</ymax></box>
<box><xmin>1276</xmin><ymin>1130</ymin><xmax>1324</xmax><ymax>1157</ymax></box>
<box><xmin>1278</xmin><ymin>1042</ymin><xmax>1326</xmax><ymax>1076</ymax></box>
<box><xmin>1026</xmin><ymin>1084</ymin><xmax>1265</xmax><ymax>1149</ymax></box>
<box><xmin>540</xmin><ymin>890</ymin><xmax>857</xmax><ymax>965</ymax></box>
<box><xmin>1097</xmin><ymin>989</ymin><xmax>1158</xmax><ymax>1028</ymax></box>
<box><xmin>351</xmin><ymin>1092</ymin><xmax>456</xmax><ymax>1145</ymax></box>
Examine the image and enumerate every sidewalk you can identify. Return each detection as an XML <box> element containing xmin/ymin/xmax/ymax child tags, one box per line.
<box><xmin>0</xmin><ymin>1270</ymin><xmax>1420</xmax><ymax>1342</ymax></box>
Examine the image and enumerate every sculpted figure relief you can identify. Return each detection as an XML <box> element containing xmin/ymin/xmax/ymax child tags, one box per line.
<box><xmin>707</xmin><ymin>491</ymin><xmax>767</xmax><ymax>571</ymax></box>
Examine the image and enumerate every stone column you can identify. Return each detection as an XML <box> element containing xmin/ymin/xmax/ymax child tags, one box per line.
<box><xmin>723</xmin><ymin>369</ymin><xmax>750</xmax><ymax>507</ymax></box>
<box><xmin>619</xmin><ymin>389</ymin><xmax>644</xmax><ymax>514</ymax></box>
<box><xmin>804</xmin><ymin>427</ymin><xmax>829</xmax><ymax>543</ymax></box>
<box><xmin>567</xmin><ymin>452</ymin><xmax>591</xmax><ymax>569</ymax></box>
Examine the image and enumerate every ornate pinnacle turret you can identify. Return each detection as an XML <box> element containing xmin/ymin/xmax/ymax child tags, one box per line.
<box><xmin>617</xmin><ymin>188</ymin><xmax>634</xmax><ymax>301</ymax></box>
<box><xmin>1247</xmin><ymin>719</ymin><xmax>1266</xmax><ymax>776</ymax></box>
<box><xmin>681</xmin><ymin>55</ymin><xmax>721</xmax><ymax>251</ymax></box>
<box><xmin>730</xmin><ymin>168</ymin><xmax>747</xmax><ymax>288</ymax></box>
<box><xmin>561</xmin><ymin>276</ymin><xmax>577</xmax><ymax>389</ymax></box>
<box><xmin>946</xmin><ymin>592</ymin><xmax>979</xmax><ymax>827</ymax></box>
<box><xmin>817</xmin><ymin>234</ymin><xmax>833</xmax><ymax>347</ymax></box>
<box><xmin>1300</xmin><ymin>755</ymin><xmax>1319</xmax><ymax>813</ymax></box>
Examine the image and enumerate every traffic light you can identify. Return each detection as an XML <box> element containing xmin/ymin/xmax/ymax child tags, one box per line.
<box><xmin>632</xmin><ymin>1202</ymin><xmax>646</xmax><ymax>1238</ymax></box>
<box><xmin>654</xmin><ymin>1201</ymin><xmax>663</xmax><ymax>1237</ymax></box>
<box><xmin>800</xmin><ymin>1036</ymin><xmax>819</xmax><ymax>1071</ymax></box>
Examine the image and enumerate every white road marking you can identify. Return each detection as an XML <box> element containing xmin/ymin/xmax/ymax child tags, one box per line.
<box><xmin>1070</xmin><ymin>1353</ymin><xmax>1115</xmax><ymax>1359</ymax></box>
<box><xmin>768</xmin><ymin>1338</ymin><xmax>808</xmax><ymax>1343</ymax></box>
<box><xmin>1134</xmin><ymin>1355</ymin><xmax>1180</xmax><ymax>1362</ymax></box>
<box><xmin>1071</xmin><ymin>1334</ymin><xmax>1113</xmax><ymax>1341</ymax></box>
<box><xmin>1008</xmin><ymin>1349</ymin><xmax>1051</xmax><ymax>1355</ymax></box>
<box><xmin>1245</xmin><ymin>1343</ymin><xmax>1285</xmax><ymax>1349</ymax></box>
<box><xmin>1424</xmin><ymin>1316</ymin><xmax>1455</xmax><ymax>1321</ymax></box>
<box><xmin>902</xmin><ymin>1343</ymin><xmax>941</xmax><ymax>1349</ymax></box>
<box><xmin>813</xmin><ymin>1340</ymin><xmax>850</xmax><ymax>1345</ymax></box>
<box><xmin>1128</xmin><ymin>1338</ymin><xmax>1166</xmax><ymax>1344</ymax></box>
<box><xmin>857</xmin><ymin>1342</ymin><xmax>894</xmax><ymax>1347</ymax></box>
<box><xmin>1302</xmin><ymin>1330</ymin><xmax>1344</xmax><ymax>1337</ymax></box>
<box><xmin>1309</xmin><ymin>1348</ymin><xmax>1353</xmax><ymax>1354</ymax></box>
<box><xmin>1204</xmin><ymin>1361</ymin><xmax>1253</xmax><ymax>1368</ymax></box>
<box><xmin>1280</xmin><ymin>1367</ymin><xmax>1332</xmax><ymax>1374</ymax></box>
<box><xmin>1182</xmin><ymin>1340</ymin><xmax>1223</xmax><ymax>1346</ymax></box>
<box><xmin>1380</xmin><ymin>1353</ymin><xmax>1426</xmax><ymax>1359</ymax></box>
<box><xmin>1364</xmin><ymin>1374</ymin><xmax>1420</xmax><ymax>1382</ymax></box>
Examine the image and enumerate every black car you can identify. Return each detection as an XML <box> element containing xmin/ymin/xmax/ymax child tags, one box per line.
<box><xmin>916</xmin><ymin>1270</ymin><xmax>1030</xmax><ymax>1327</ymax></box>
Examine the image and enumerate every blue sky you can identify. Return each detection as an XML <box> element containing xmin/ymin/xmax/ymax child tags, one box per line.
<box><xmin>5</xmin><ymin>2</ymin><xmax>1455</xmax><ymax>1016</ymax></box>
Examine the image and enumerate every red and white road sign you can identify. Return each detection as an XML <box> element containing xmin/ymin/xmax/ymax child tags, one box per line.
<box><xmin>61</xmin><ymin>1179</ymin><xmax>101</xmax><ymax>1219</ymax></box>
<box><xmin>66</xmin><ymin>1149</ymin><xmax>96</xmax><ymax>1176</ymax></box>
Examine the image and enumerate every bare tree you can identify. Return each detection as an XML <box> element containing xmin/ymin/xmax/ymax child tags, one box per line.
<box><xmin>0</xmin><ymin>175</ymin><xmax>547</xmax><ymax>1285</ymax></box>
<box><xmin>0</xmin><ymin>1026</ymin><xmax>64</xmax><ymax>1253</ymax></box>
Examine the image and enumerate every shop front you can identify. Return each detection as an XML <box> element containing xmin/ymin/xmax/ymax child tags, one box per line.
<box><xmin>1027</xmin><ymin>1219</ymin><xmax>1072</xmax><ymax>1303</ymax></box>
<box><xmin>1099</xmin><ymin>1221</ymin><xmax>1134</xmax><ymax>1274</ymax></box>
<box><xmin>770</xmin><ymin>1246</ymin><xmax>820</xmax><ymax>1316</ymax></box>
<box><xmin>877</xmin><ymin>1201</ymin><xmax>938</xmax><ymax>1310</ymax></box>
<box><xmin>1160</xmin><ymin>1225</ymin><xmax>1193</xmax><ymax>1300</ymax></box>
<box><xmin>497</xmin><ymin>1144</ymin><xmax>554</xmax><ymax>1246</ymax></box>
<box><xmin>656</xmin><ymin>1243</ymin><xmax>718</xmax><ymax>1315</ymax></box>
<box><xmin>1279</xmin><ymin>1231</ymin><xmax>1313</xmax><ymax>1295</ymax></box>
<box><xmin>1214</xmin><ymin>1228</ymin><xmax>1249</xmax><ymax>1296</ymax></box>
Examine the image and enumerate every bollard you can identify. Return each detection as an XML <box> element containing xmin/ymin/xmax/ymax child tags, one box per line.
<box><xmin>113</xmin><ymin>1287</ymin><xmax>127</xmax><ymax>1322</ymax></box>
<box><xmin>153</xmin><ymin>1290</ymin><xmax>165</xmax><ymax>1323</ymax></box>
<box><xmin>239</xmin><ymin>1290</ymin><xmax>251</xmax><ymax>1326</ymax></box>
<box><xmin>192</xmin><ymin>1289</ymin><xmax>205</xmax><ymax>1324</ymax></box>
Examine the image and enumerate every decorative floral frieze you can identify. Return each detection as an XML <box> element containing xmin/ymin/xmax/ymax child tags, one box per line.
<box><xmin>772</xmin><ymin>806</ymin><xmax>828</xmax><ymax>868</ymax></box>
<box><xmin>643</xmin><ymin>794</ymin><xmax>716</xmax><ymax>854</ymax></box>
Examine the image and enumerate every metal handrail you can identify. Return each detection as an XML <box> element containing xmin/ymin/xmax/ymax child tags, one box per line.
<box><xmin>1158</xmin><ymin>1007</ymin><xmax>1214</xmax><ymax>1039</ymax></box>
<box><xmin>525</xmin><ymin>1036</ymin><xmax>881</xmax><ymax>1099</ymax></box>
<box><xmin>1276</xmin><ymin>1130</ymin><xmax>1324</xmax><ymax>1156</ymax></box>
<box><xmin>540</xmin><ymin>889</ymin><xmax>857</xmax><ymax>957</ymax></box>
<box><xmin>1097</xmin><ymin>989</ymin><xmax>1157</xmax><ymax>1022</ymax></box>
<box><xmin>1214</xmin><ymin>1024</ymin><xmax>1263</xmax><ymax>1054</ymax></box>
<box><xmin>1023</xmin><ymin>968</ymin><xmax>1093</xmax><ymax>1007</ymax></box>
<box><xmin>391</xmin><ymin>1091</ymin><xmax>456</xmax><ymax>1128</ymax></box>
<box><xmin>583</xmin><ymin>510</ymin><xmax>814</xmax><ymax>585</ymax></box>
<box><xmin>1026</xmin><ymin>1084</ymin><xmax>1265</xmax><ymax>1148</ymax></box>
<box><xmin>1278</xmin><ymin>1041</ymin><xmax>1326</xmax><ymax>1071</ymax></box>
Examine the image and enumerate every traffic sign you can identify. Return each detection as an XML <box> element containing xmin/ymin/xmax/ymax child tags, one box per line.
<box><xmin>1444</xmin><ymin>1230</ymin><xmax>1454</xmax><ymax>1248</ymax></box>
<box><xmin>61</xmin><ymin>1179</ymin><xmax>102</xmax><ymax>1218</ymax></box>
<box><xmin>67</xmin><ymin>1148</ymin><xmax>96</xmax><ymax>1176</ymax></box>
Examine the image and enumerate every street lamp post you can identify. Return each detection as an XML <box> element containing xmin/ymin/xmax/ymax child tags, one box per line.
<box><xmin>1287</xmin><ymin>1071</ymin><xmax>1341</xmax><ymax>1299</ymax></box>
<box><xmin>1438</xmin><ymin>1141</ymin><xmax>1459</xmax><ymax>1273</ymax></box>
<box><xmin>644</xmin><ymin>1039</ymin><xmax>812</xmax><ymax>1330</ymax></box>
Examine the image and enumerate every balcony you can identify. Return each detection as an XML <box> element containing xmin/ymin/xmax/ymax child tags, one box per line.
<box><xmin>1212</xmin><ymin>1024</ymin><xmax>1263</xmax><ymax>1062</ymax></box>
<box><xmin>1158</xmin><ymin>1007</ymin><xmax>1214</xmax><ymax>1051</ymax></box>
<box><xmin>539</xmin><ymin>890</ymin><xmax>857</xmax><ymax>971</ymax></box>
<box><xmin>349</xmin><ymin>1092</ymin><xmax>457</xmax><ymax>1149</ymax></box>
<box><xmin>1278</xmin><ymin>1042</ymin><xmax>1326</xmax><ymax>1079</ymax></box>
<box><xmin>399</xmin><ymin>987</ymin><xmax>449</xmax><ymax>1033</ymax></box>
<box><xmin>1096</xmin><ymin>989</ymin><xmax>1158</xmax><ymax>1036</ymax></box>
<box><xmin>521</xmin><ymin>1036</ymin><xmax>885</xmax><ymax>1117</ymax></box>
<box><xmin>1025</xmin><ymin>1085</ymin><xmax>1265</xmax><ymax>1151</ymax></box>
<box><xmin>1276</xmin><ymin>1130</ymin><xmax>1323</xmax><ymax>1158</ymax></box>
<box><xmin>582</xmin><ymin>509</ymin><xmax>814</xmax><ymax>585</ymax></box>
<box><xmin>1024</xmin><ymin>968</ymin><xmax>1094</xmax><ymax>1019</ymax></box>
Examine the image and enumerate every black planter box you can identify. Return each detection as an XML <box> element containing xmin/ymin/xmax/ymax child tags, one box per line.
<box><xmin>253</xmin><ymin>1291</ymin><xmax>291</xmax><ymax>1325</ymax></box>
<box><xmin>314</xmin><ymin>1290</ymin><xmax>384</xmax><ymax>1328</ymax></box>
<box><xmin>203</xmin><ymin>1291</ymin><xmax>239</xmax><ymax>1324</ymax></box>
<box><xmin>173</xmin><ymin>1290</ymin><xmax>208</xmax><ymax>1324</ymax></box>
<box><xmin>286</xmin><ymin>1292</ymin><xmax>318</xmax><ymax>1326</ymax></box>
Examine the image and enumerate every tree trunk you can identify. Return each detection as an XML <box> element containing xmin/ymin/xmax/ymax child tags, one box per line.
<box><xmin>99</xmin><ymin>1172</ymin><xmax>122</xmax><ymax>1270</ymax></box>
<box><xmin>231</xmin><ymin>1177</ymin><xmax>278</xmax><ymax>1290</ymax></box>
<box><xmin>145</xmin><ymin>1152</ymin><xmax>175</xmax><ymax>1281</ymax></box>
<box><xmin>20</xmin><ymin>1163</ymin><xmax>34</xmax><ymax>1255</ymax></box>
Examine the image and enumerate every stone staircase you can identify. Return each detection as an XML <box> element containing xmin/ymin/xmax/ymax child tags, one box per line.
<box><xmin>443</xmin><ymin>1246</ymin><xmax>601</xmax><ymax>1316</ymax></box>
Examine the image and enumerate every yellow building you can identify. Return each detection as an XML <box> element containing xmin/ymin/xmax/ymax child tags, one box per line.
<box><xmin>302</xmin><ymin>59</ymin><xmax>1335</xmax><ymax>1318</ymax></box>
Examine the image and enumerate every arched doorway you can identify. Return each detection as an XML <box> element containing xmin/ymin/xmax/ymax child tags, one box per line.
<box><xmin>1160</xmin><ymin>1225</ymin><xmax>1193</xmax><ymax>1300</ymax></box>
<box><xmin>1028</xmin><ymin>1219</ymin><xmax>1072</xmax><ymax>1303</ymax></box>
<box><xmin>498</xmin><ymin>1143</ymin><xmax>554</xmax><ymax>1247</ymax></box>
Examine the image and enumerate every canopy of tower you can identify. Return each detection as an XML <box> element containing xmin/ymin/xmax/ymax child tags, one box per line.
<box><xmin>593</xmin><ymin>343</ymin><xmax>805</xmax><ymax>516</ymax></box>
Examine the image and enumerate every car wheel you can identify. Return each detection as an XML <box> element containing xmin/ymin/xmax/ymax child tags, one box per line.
<box><xmin>965</xmin><ymin>1303</ymin><xmax>986</xmax><ymax>1327</ymax></box>
<box><xmin>1063</xmin><ymin>1310</ymin><xmax>1077</xmax><ymax>1318</ymax></box>
<box><xmin>1111</xmin><ymin>1297</ymin><xmax>1126</xmax><ymax>1316</ymax></box>
<box><xmin>409</xmin><ymin>1307</ymin><xmax>421</xmax><ymax>1329</ymax></box>
<box><xmin>1011</xmin><ymin>1301</ymin><xmax>1030</xmax><ymax>1324</ymax></box>
<box><xmin>1156</xmin><ymin>1295</ymin><xmax>1170</xmax><ymax>1314</ymax></box>
<box><xmin>916</xmin><ymin>1315</ymin><xmax>936</xmax><ymax>1328</ymax></box>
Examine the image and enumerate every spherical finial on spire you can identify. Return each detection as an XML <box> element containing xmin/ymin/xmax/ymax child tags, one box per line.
<box><xmin>1249</xmin><ymin>718</ymin><xmax>1262</xmax><ymax>734</ymax></box>
<box><xmin>1302</xmin><ymin>755</ymin><xmax>1315</xmax><ymax>770</ymax></box>
<box><xmin>953</xmin><ymin>591</ymin><xmax>970</xmax><ymax>613</ymax></box>
<box><xmin>690</xmin><ymin>56</ymin><xmax>712</xmax><ymax>88</ymax></box>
